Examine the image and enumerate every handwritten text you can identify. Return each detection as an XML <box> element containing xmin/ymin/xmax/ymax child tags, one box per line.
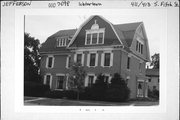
<box><xmin>2</xmin><ymin>1</ymin><xmax>32</xmax><ymax>7</ymax></box>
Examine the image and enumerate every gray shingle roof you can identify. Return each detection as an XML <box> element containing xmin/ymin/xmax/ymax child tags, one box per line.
<box><xmin>40</xmin><ymin>29</ymin><xmax>76</xmax><ymax>53</ymax></box>
<box><xmin>113</xmin><ymin>22</ymin><xmax>142</xmax><ymax>47</ymax></box>
<box><xmin>40</xmin><ymin>17</ymin><xmax>142</xmax><ymax>53</ymax></box>
<box><xmin>146</xmin><ymin>69</ymin><xmax>159</xmax><ymax>76</ymax></box>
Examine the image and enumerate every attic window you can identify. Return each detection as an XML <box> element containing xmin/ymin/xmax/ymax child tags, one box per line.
<box><xmin>136</xmin><ymin>36</ymin><xmax>144</xmax><ymax>54</ymax></box>
<box><xmin>57</xmin><ymin>37</ymin><xmax>70</xmax><ymax>47</ymax></box>
<box><xmin>85</xmin><ymin>20</ymin><xmax>105</xmax><ymax>45</ymax></box>
<box><xmin>136</xmin><ymin>40</ymin><xmax>143</xmax><ymax>54</ymax></box>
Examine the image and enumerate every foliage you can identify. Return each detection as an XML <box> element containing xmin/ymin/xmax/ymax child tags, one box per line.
<box><xmin>150</xmin><ymin>53</ymin><xmax>159</xmax><ymax>69</ymax></box>
<box><xmin>24</xmin><ymin>33</ymin><xmax>41</xmax><ymax>83</ymax></box>
<box><xmin>148</xmin><ymin>89</ymin><xmax>159</xmax><ymax>100</ymax></box>
<box><xmin>24</xmin><ymin>81</ymin><xmax>50</xmax><ymax>97</ymax></box>
<box><xmin>68</xmin><ymin>62</ymin><xmax>86</xmax><ymax>100</ymax></box>
<box><xmin>106</xmin><ymin>73</ymin><xmax>130</xmax><ymax>102</ymax></box>
<box><xmin>86</xmin><ymin>73</ymin><xmax>108</xmax><ymax>100</ymax></box>
<box><xmin>45</xmin><ymin>91</ymin><xmax>64</xmax><ymax>99</ymax></box>
<box><xmin>81</xmin><ymin>73</ymin><xmax>130</xmax><ymax>102</ymax></box>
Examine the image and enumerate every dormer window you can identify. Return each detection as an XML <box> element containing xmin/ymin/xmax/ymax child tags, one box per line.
<box><xmin>85</xmin><ymin>20</ymin><xmax>105</xmax><ymax>45</ymax></box>
<box><xmin>57</xmin><ymin>37</ymin><xmax>70</xmax><ymax>47</ymax></box>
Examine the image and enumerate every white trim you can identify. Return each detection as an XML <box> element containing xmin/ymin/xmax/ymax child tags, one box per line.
<box><xmin>85</xmin><ymin>73</ymin><xmax>96</xmax><ymax>87</ymax></box>
<box><xmin>104</xmin><ymin>73</ymin><xmax>111</xmax><ymax>83</ymax></box>
<box><xmin>46</xmin><ymin>55</ymin><xmax>54</xmax><ymax>69</ymax></box>
<box><xmin>127</xmin><ymin>55</ymin><xmax>131</xmax><ymax>70</ymax></box>
<box><xmin>137</xmin><ymin>79</ymin><xmax>145</xmax><ymax>82</ymax></box>
<box><xmin>57</xmin><ymin>37</ymin><xmax>68</xmax><ymax>47</ymax></box>
<box><xmin>56</xmin><ymin>73</ymin><xmax>65</xmax><ymax>76</ymax></box>
<box><xmin>131</xmin><ymin>23</ymin><xmax>150</xmax><ymax>61</ymax></box>
<box><xmin>55</xmin><ymin>73</ymin><xmax>65</xmax><ymax>90</ymax></box>
<box><xmin>66</xmin><ymin>74</ymin><xmax>69</xmax><ymax>90</ymax></box>
<box><xmin>87</xmin><ymin>51</ymin><xmax>98</xmax><ymax>67</ymax></box>
<box><xmin>44</xmin><ymin>73</ymin><xmax>52</xmax><ymax>89</ymax></box>
<box><xmin>101</xmin><ymin>51</ymin><xmax>113</xmax><ymax>67</ymax></box>
<box><xmin>66</xmin><ymin>55</ymin><xmax>71</xmax><ymax>69</ymax></box>
<box><xmin>85</xmin><ymin>30</ymin><xmax>105</xmax><ymax>45</ymax></box>
<box><xmin>74</xmin><ymin>52</ymin><xmax>84</xmax><ymax>66</ymax></box>
<box><xmin>98</xmin><ymin>15</ymin><xmax>124</xmax><ymax>45</ymax></box>
<box><xmin>67</xmin><ymin>16</ymin><xmax>95</xmax><ymax>48</ymax></box>
<box><xmin>68</xmin><ymin>15</ymin><xmax>124</xmax><ymax>48</ymax></box>
<box><xmin>82</xmin><ymin>53</ymin><xmax>84</xmax><ymax>66</ymax></box>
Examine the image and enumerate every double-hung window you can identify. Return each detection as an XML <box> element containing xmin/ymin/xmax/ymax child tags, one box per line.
<box><xmin>88</xmin><ymin>75</ymin><xmax>94</xmax><ymax>87</ymax></box>
<box><xmin>66</xmin><ymin>55</ymin><xmax>71</xmax><ymax>68</ymax></box>
<box><xmin>44</xmin><ymin>74</ymin><xmax>52</xmax><ymax>88</ymax></box>
<box><xmin>85</xmin><ymin>31</ymin><xmax>105</xmax><ymax>45</ymax></box>
<box><xmin>127</xmin><ymin>56</ymin><xmax>130</xmax><ymax>70</ymax></box>
<box><xmin>56</xmin><ymin>75</ymin><xmax>65</xmax><ymax>90</ymax></box>
<box><xmin>74</xmin><ymin>53</ymin><xmax>84</xmax><ymax>66</ymax></box>
<box><xmin>46</xmin><ymin>56</ymin><xmax>54</xmax><ymax>68</ymax></box>
<box><xmin>57</xmin><ymin>37</ymin><xmax>71</xmax><ymax>47</ymax></box>
<box><xmin>104</xmin><ymin>53</ymin><xmax>110</xmax><ymax>66</ymax></box>
<box><xmin>77</xmin><ymin>54</ymin><xmax>82</xmax><ymax>64</ymax></box>
<box><xmin>136</xmin><ymin>37</ymin><xmax>144</xmax><ymax>54</ymax></box>
<box><xmin>101</xmin><ymin>51</ymin><xmax>113</xmax><ymax>67</ymax></box>
<box><xmin>87</xmin><ymin>52</ymin><xmax>98</xmax><ymax>67</ymax></box>
<box><xmin>90</xmin><ymin>53</ymin><xmax>96</xmax><ymax>66</ymax></box>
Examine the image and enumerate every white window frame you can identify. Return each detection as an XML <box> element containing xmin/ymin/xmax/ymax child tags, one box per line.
<box><xmin>46</xmin><ymin>55</ymin><xmax>55</xmax><ymax>69</ymax></box>
<box><xmin>85</xmin><ymin>73</ymin><xmax>96</xmax><ymax>87</ymax></box>
<box><xmin>44</xmin><ymin>73</ymin><xmax>52</xmax><ymax>89</ymax></box>
<box><xmin>55</xmin><ymin>73</ymin><xmax>65</xmax><ymax>90</ymax></box>
<box><xmin>139</xmin><ymin>61</ymin><xmax>143</xmax><ymax>73</ymax></box>
<box><xmin>87</xmin><ymin>51</ymin><xmax>98</xmax><ymax>67</ymax></box>
<box><xmin>136</xmin><ymin>37</ymin><xmax>144</xmax><ymax>54</ymax></box>
<box><xmin>104</xmin><ymin>73</ymin><xmax>112</xmax><ymax>83</ymax></box>
<box><xmin>85</xmin><ymin>28</ymin><xmax>105</xmax><ymax>45</ymax></box>
<box><xmin>57</xmin><ymin>37</ymin><xmax>68</xmax><ymax>47</ymax></box>
<box><xmin>127</xmin><ymin>55</ymin><xmax>131</xmax><ymax>70</ymax></box>
<box><xmin>66</xmin><ymin>55</ymin><xmax>71</xmax><ymax>69</ymax></box>
<box><xmin>101</xmin><ymin>51</ymin><xmax>113</xmax><ymax>67</ymax></box>
<box><xmin>74</xmin><ymin>52</ymin><xmax>84</xmax><ymax>66</ymax></box>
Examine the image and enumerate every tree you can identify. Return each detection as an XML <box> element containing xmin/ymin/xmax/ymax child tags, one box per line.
<box><xmin>90</xmin><ymin>73</ymin><xmax>108</xmax><ymax>100</ymax></box>
<box><xmin>24</xmin><ymin>33</ymin><xmax>41</xmax><ymax>82</ymax></box>
<box><xmin>106</xmin><ymin>73</ymin><xmax>130</xmax><ymax>102</ymax></box>
<box><xmin>150</xmin><ymin>53</ymin><xmax>159</xmax><ymax>69</ymax></box>
<box><xmin>68</xmin><ymin>62</ymin><xmax>86</xmax><ymax>100</ymax></box>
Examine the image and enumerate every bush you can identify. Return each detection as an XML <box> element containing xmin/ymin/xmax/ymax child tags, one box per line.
<box><xmin>64</xmin><ymin>90</ymin><xmax>77</xmax><ymax>99</ymax></box>
<box><xmin>148</xmin><ymin>89</ymin><xmax>159</xmax><ymax>100</ymax></box>
<box><xmin>106</xmin><ymin>73</ymin><xmax>130</xmax><ymax>102</ymax></box>
<box><xmin>24</xmin><ymin>81</ymin><xmax>50</xmax><ymax>97</ymax></box>
<box><xmin>80</xmin><ymin>73</ymin><xmax>130</xmax><ymax>102</ymax></box>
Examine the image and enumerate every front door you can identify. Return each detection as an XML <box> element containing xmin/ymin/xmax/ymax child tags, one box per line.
<box><xmin>137</xmin><ymin>82</ymin><xmax>144</xmax><ymax>97</ymax></box>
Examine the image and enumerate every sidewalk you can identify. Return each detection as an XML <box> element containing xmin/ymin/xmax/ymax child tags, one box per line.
<box><xmin>24</xmin><ymin>96</ymin><xmax>159</xmax><ymax>106</ymax></box>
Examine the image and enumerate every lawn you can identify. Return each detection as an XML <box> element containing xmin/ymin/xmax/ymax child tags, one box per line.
<box><xmin>24</xmin><ymin>96</ymin><xmax>159</xmax><ymax>106</ymax></box>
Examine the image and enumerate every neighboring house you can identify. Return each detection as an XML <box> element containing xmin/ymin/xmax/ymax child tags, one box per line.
<box><xmin>146</xmin><ymin>69</ymin><xmax>159</xmax><ymax>91</ymax></box>
<box><xmin>40</xmin><ymin>15</ymin><xmax>150</xmax><ymax>98</ymax></box>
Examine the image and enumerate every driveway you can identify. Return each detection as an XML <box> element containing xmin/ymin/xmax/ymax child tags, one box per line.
<box><xmin>24</xmin><ymin>96</ymin><xmax>159</xmax><ymax>106</ymax></box>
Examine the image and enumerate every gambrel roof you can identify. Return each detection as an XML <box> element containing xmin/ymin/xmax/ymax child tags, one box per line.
<box><xmin>40</xmin><ymin>15</ymin><xmax>149</xmax><ymax>61</ymax></box>
<box><xmin>40</xmin><ymin>29</ymin><xmax>76</xmax><ymax>53</ymax></box>
<box><xmin>113</xmin><ymin>22</ymin><xmax>142</xmax><ymax>47</ymax></box>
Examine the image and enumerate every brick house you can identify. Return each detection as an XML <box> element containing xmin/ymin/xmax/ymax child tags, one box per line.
<box><xmin>40</xmin><ymin>15</ymin><xmax>150</xmax><ymax>98</ymax></box>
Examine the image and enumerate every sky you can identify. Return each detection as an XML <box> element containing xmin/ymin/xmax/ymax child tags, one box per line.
<box><xmin>25</xmin><ymin>10</ymin><xmax>166</xmax><ymax>57</ymax></box>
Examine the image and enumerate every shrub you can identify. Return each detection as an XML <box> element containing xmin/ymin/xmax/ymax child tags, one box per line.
<box><xmin>64</xmin><ymin>90</ymin><xmax>77</xmax><ymax>99</ymax></box>
<box><xmin>106</xmin><ymin>73</ymin><xmax>130</xmax><ymax>102</ymax></box>
<box><xmin>45</xmin><ymin>91</ymin><xmax>64</xmax><ymax>99</ymax></box>
<box><xmin>148</xmin><ymin>89</ymin><xmax>159</xmax><ymax>100</ymax></box>
<box><xmin>24</xmin><ymin>81</ymin><xmax>50</xmax><ymax>97</ymax></box>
